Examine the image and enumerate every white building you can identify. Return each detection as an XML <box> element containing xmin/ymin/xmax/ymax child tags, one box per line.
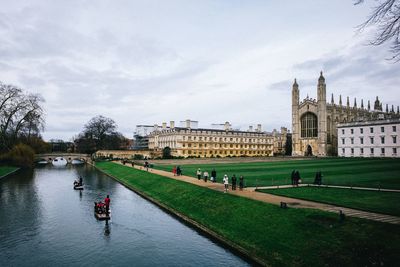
<box><xmin>337</xmin><ymin>118</ymin><xmax>399</xmax><ymax>158</ymax></box>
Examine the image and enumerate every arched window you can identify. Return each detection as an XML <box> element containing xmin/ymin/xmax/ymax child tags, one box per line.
<box><xmin>300</xmin><ymin>112</ymin><xmax>318</xmax><ymax>137</ymax></box>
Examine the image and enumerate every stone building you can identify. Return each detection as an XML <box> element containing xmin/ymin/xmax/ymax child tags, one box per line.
<box><xmin>147</xmin><ymin>120</ymin><xmax>287</xmax><ymax>158</ymax></box>
<box><xmin>337</xmin><ymin>118</ymin><xmax>399</xmax><ymax>158</ymax></box>
<box><xmin>292</xmin><ymin>72</ymin><xmax>400</xmax><ymax>156</ymax></box>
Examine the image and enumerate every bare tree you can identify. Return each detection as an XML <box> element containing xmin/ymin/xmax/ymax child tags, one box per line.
<box><xmin>75</xmin><ymin>115</ymin><xmax>126</xmax><ymax>153</ymax></box>
<box><xmin>355</xmin><ymin>0</ymin><xmax>400</xmax><ymax>61</ymax></box>
<box><xmin>0</xmin><ymin>82</ymin><xmax>45</xmax><ymax>151</ymax></box>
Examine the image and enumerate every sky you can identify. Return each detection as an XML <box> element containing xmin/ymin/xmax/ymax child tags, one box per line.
<box><xmin>1</xmin><ymin>0</ymin><xmax>400</xmax><ymax>141</ymax></box>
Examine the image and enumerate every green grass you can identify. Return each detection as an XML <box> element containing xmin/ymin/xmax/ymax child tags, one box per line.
<box><xmin>259</xmin><ymin>187</ymin><xmax>400</xmax><ymax>217</ymax></box>
<box><xmin>153</xmin><ymin>158</ymin><xmax>400</xmax><ymax>189</ymax></box>
<box><xmin>0</xmin><ymin>166</ymin><xmax>18</xmax><ymax>177</ymax></box>
<box><xmin>96</xmin><ymin>161</ymin><xmax>400</xmax><ymax>267</ymax></box>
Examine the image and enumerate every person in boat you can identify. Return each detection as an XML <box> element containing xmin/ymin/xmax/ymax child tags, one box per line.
<box><xmin>73</xmin><ymin>180</ymin><xmax>79</xmax><ymax>187</ymax></box>
<box><xmin>104</xmin><ymin>195</ymin><xmax>110</xmax><ymax>214</ymax></box>
<box><xmin>96</xmin><ymin>202</ymin><xmax>105</xmax><ymax>213</ymax></box>
<box><xmin>79</xmin><ymin>176</ymin><xmax>83</xmax><ymax>186</ymax></box>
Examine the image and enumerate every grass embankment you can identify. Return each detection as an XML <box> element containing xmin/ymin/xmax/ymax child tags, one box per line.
<box><xmin>259</xmin><ymin>187</ymin><xmax>400</xmax><ymax>217</ymax></box>
<box><xmin>96</xmin><ymin>161</ymin><xmax>400</xmax><ymax>267</ymax></box>
<box><xmin>153</xmin><ymin>158</ymin><xmax>400</xmax><ymax>189</ymax></box>
<box><xmin>0</xmin><ymin>166</ymin><xmax>18</xmax><ymax>178</ymax></box>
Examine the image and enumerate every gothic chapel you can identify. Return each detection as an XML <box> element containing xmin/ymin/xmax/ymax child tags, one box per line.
<box><xmin>291</xmin><ymin>72</ymin><xmax>400</xmax><ymax>156</ymax></box>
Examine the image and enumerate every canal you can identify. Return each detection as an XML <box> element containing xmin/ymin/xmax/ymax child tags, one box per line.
<box><xmin>0</xmin><ymin>164</ymin><xmax>250</xmax><ymax>266</ymax></box>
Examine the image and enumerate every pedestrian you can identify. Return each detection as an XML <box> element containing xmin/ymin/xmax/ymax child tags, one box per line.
<box><xmin>196</xmin><ymin>168</ymin><xmax>202</xmax><ymax>180</ymax></box>
<box><xmin>314</xmin><ymin>171</ymin><xmax>319</xmax><ymax>185</ymax></box>
<box><xmin>295</xmin><ymin>170</ymin><xmax>301</xmax><ymax>186</ymax></box>
<box><xmin>104</xmin><ymin>195</ymin><xmax>111</xmax><ymax>215</ymax></box>
<box><xmin>177</xmin><ymin>166</ymin><xmax>182</xmax><ymax>176</ymax></box>
<box><xmin>294</xmin><ymin>170</ymin><xmax>299</xmax><ymax>186</ymax></box>
<box><xmin>239</xmin><ymin>175</ymin><xmax>244</xmax><ymax>190</ymax></box>
<box><xmin>203</xmin><ymin>171</ymin><xmax>209</xmax><ymax>182</ymax></box>
<box><xmin>131</xmin><ymin>161</ymin><xmax>135</xmax><ymax>167</ymax></box>
<box><xmin>223</xmin><ymin>174</ymin><xmax>229</xmax><ymax>193</ymax></box>
<box><xmin>319</xmin><ymin>171</ymin><xmax>323</xmax><ymax>185</ymax></box>
<box><xmin>211</xmin><ymin>169</ymin><xmax>217</xmax><ymax>183</ymax></box>
<box><xmin>231</xmin><ymin>175</ymin><xmax>237</xmax><ymax>190</ymax></box>
<box><xmin>172</xmin><ymin>166</ymin><xmax>177</xmax><ymax>176</ymax></box>
<box><xmin>291</xmin><ymin>170</ymin><xmax>295</xmax><ymax>186</ymax></box>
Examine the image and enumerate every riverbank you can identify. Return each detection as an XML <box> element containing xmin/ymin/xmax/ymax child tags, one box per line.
<box><xmin>95</xmin><ymin>161</ymin><xmax>400</xmax><ymax>267</ymax></box>
<box><xmin>0</xmin><ymin>166</ymin><xmax>19</xmax><ymax>179</ymax></box>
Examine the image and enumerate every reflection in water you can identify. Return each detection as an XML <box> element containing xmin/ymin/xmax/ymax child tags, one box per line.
<box><xmin>104</xmin><ymin>220</ymin><xmax>111</xmax><ymax>236</ymax></box>
<box><xmin>0</xmin><ymin>164</ymin><xmax>249</xmax><ymax>266</ymax></box>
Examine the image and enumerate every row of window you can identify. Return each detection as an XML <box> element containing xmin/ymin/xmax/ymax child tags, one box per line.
<box><xmin>182</xmin><ymin>150</ymin><xmax>271</xmax><ymax>155</ymax></box>
<box><xmin>342</xmin><ymin>147</ymin><xmax>397</xmax><ymax>155</ymax></box>
<box><xmin>342</xmin><ymin>125</ymin><xmax>397</xmax><ymax>135</ymax></box>
<box><xmin>181</xmin><ymin>130</ymin><xmax>266</xmax><ymax>137</ymax></box>
<box><xmin>181</xmin><ymin>136</ymin><xmax>272</xmax><ymax>143</ymax></box>
<box><xmin>182</xmin><ymin>143</ymin><xmax>269</xmax><ymax>149</ymax></box>
<box><xmin>341</xmin><ymin>136</ymin><xmax>397</xmax><ymax>145</ymax></box>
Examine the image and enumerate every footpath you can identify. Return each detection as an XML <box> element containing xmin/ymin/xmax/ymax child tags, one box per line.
<box><xmin>120</xmin><ymin>162</ymin><xmax>400</xmax><ymax>225</ymax></box>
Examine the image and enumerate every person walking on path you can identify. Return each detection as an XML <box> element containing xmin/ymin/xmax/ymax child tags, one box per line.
<box><xmin>295</xmin><ymin>170</ymin><xmax>301</xmax><ymax>186</ymax></box>
<box><xmin>291</xmin><ymin>170</ymin><xmax>295</xmax><ymax>186</ymax></box>
<box><xmin>177</xmin><ymin>166</ymin><xmax>182</xmax><ymax>176</ymax></box>
<box><xmin>231</xmin><ymin>174</ymin><xmax>237</xmax><ymax>190</ymax></box>
<box><xmin>314</xmin><ymin>171</ymin><xmax>322</xmax><ymax>185</ymax></box>
<box><xmin>239</xmin><ymin>175</ymin><xmax>244</xmax><ymax>190</ymax></box>
<box><xmin>223</xmin><ymin>174</ymin><xmax>229</xmax><ymax>193</ymax></box>
<box><xmin>203</xmin><ymin>171</ymin><xmax>209</xmax><ymax>182</ymax></box>
<box><xmin>196</xmin><ymin>168</ymin><xmax>202</xmax><ymax>180</ymax></box>
<box><xmin>104</xmin><ymin>195</ymin><xmax>111</xmax><ymax>215</ymax></box>
<box><xmin>172</xmin><ymin>166</ymin><xmax>177</xmax><ymax>176</ymax></box>
<box><xmin>211</xmin><ymin>169</ymin><xmax>217</xmax><ymax>183</ymax></box>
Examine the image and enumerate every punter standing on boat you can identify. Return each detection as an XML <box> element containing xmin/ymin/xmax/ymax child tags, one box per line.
<box><xmin>104</xmin><ymin>195</ymin><xmax>111</xmax><ymax>214</ymax></box>
<box><xmin>79</xmin><ymin>176</ymin><xmax>83</xmax><ymax>186</ymax></box>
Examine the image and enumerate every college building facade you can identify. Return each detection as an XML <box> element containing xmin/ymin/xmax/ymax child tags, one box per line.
<box><xmin>146</xmin><ymin>120</ymin><xmax>288</xmax><ymax>158</ymax></box>
<box><xmin>337</xmin><ymin>118</ymin><xmax>400</xmax><ymax>158</ymax></box>
<box><xmin>292</xmin><ymin>72</ymin><xmax>400</xmax><ymax>156</ymax></box>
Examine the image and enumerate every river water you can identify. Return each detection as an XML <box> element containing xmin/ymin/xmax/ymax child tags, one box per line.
<box><xmin>0</xmin><ymin>164</ymin><xmax>250</xmax><ymax>266</ymax></box>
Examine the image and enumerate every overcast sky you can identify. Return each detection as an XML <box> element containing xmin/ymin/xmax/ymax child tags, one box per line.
<box><xmin>1</xmin><ymin>0</ymin><xmax>400</xmax><ymax>141</ymax></box>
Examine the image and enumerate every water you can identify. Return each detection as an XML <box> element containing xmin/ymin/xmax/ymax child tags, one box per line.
<box><xmin>0</xmin><ymin>164</ymin><xmax>250</xmax><ymax>266</ymax></box>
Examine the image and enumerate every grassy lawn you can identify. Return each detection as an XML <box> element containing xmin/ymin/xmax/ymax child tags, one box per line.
<box><xmin>96</xmin><ymin>161</ymin><xmax>400</xmax><ymax>267</ymax></box>
<box><xmin>152</xmin><ymin>158</ymin><xmax>400</xmax><ymax>189</ymax></box>
<box><xmin>0</xmin><ymin>166</ymin><xmax>18</xmax><ymax>177</ymax></box>
<box><xmin>259</xmin><ymin>187</ymin><xmax>400</xmax><ymax>217</ymax></box>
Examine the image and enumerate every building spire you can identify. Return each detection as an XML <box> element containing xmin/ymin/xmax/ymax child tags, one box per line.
<box><xmin>346</xmin><ymin>96</ymin><xmax>350</xmax><ymax>107</ymax></box>
<box><xmin>331</xmin><ymin>93</ymin><xmax>334</xmax><ymax>104</ymax></box>
<box><xmin>391</xmin><ymin>105</ymin><xmax>395</xmax><ymax>113</ymax></box>
<box><xmin>398</xmin><ymin>106</ymin><xmax>400</xmax><ymax>114</ymax></box>
<box><xmin>318</xmin><ymin>71</ymin><xmax>325</xmax><ymax>84</ymax></box>
<box><xmin>386</xmin><ymin>104</ymin><xmax>389</xmax><ymax>113</ymax></box>
<box><xmin>339</xmin><ymin>95</ymin><xmax>342</xmax><ymax>106</ymax></box>
<box><xmin>361</xmin><ymin>99</ymin><xmax>364</xmax><ymax>109</ymax></box>
<box><xmin>368</xmin><ymin>100</ymin><xmax>371</xmax><ymax>110</ymax></box>
<box><xmin>354</xmin><ymin>97</ymin><xmax>357</xmax><ymax>108</ymax></box>
<box><xmin>293</xmin><ymin>78</ymin><xmax>298</xmax><ymax>88</ymax></box>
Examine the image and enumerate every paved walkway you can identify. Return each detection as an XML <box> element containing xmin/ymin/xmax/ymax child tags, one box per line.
<box><xmin>252</xmin><ymin>183</ymin><xmax>400</xmax><ymax>193</ymax></box>
<box><xmin>121</xmin><ymin>162</ymin><xmax>400</xmax><ymax>225</ymax></box>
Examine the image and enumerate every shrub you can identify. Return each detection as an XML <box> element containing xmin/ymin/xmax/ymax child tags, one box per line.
<box><xmin>1</xmin><ymin>144</ymin><xmax>35</xmax><ymax>168</ymax></box>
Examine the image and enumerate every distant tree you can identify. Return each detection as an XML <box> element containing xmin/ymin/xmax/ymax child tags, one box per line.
<box><xmin>355</xmin><ymin>0</ymin><xmax>400</xmax><ymax>61</ymax></box>
<box><xmin>0</xmin><ymin>82</ymin><xmax>45</xmax><ymax>152</ymax></box>
<box><xmin>74</xmin><ymin>115</ymin><xmax>127</xmax><ymax>153</ymax></box>
<box><xmin>162</xmin><ymin>147</ymin><xmax>172</xmax><ymax>159</ymax></box>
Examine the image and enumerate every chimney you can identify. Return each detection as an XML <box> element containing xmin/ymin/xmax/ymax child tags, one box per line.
<box><xmin>224</xmin><ymin>121</ymin><xmax>230</xmax><ymax>131</ymax></box>
<box><xmin>170</xmin><ymin>121</ymin><xmax>175</xmax><ymax>129</ymax></box>
<box><xmin>162</xmin><ymin>122</ymin><xmax>167</xmax><ymax>129</ymax></box>
<box><xmin>186</xmin><ymin>119</ymin><xmax>191</xmax><ymax>128</ymax></box>
<box><xmin>257</xmin><ymin>124</ymin><xmax>262</xmax><ymax>132</ymax></box>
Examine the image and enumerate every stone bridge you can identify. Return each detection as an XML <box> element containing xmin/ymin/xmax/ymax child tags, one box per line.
<box><xmin>35</xmin><ymin>153</ymin><xmax>93</xmax><ymax>164</ymax></box>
